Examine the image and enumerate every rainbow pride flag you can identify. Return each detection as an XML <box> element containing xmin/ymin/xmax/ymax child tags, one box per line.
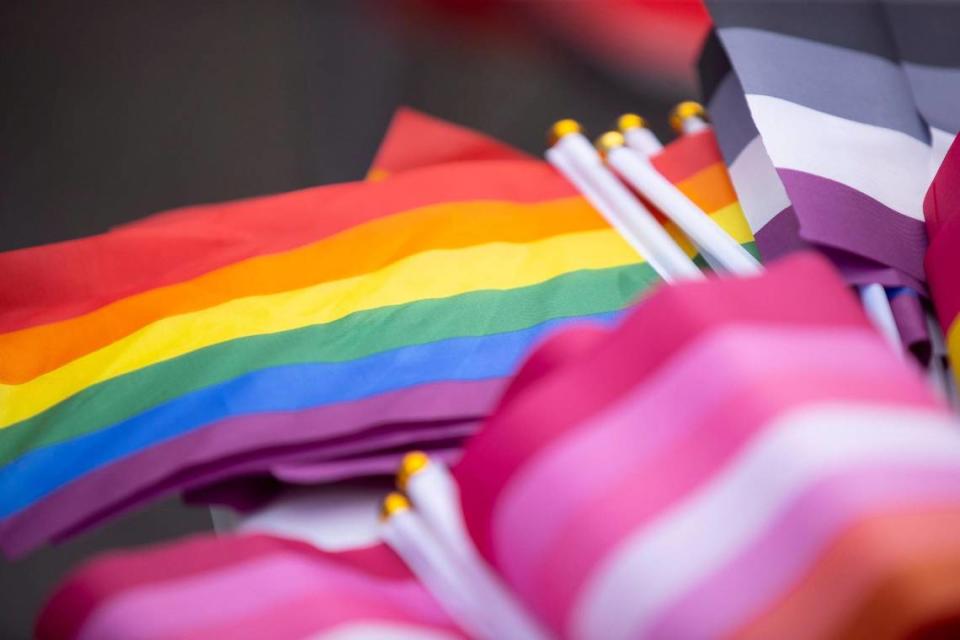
<box><xmin>169</xmin><ymin>113</ymin><xmax>763</xmax><ymax>511</ymax></box>
<box><xmin>0</xmin><ymin>109</ymin><xmax>755</xmax><ymax>557</ymax></box>
<box><xmin>38</xmin><ymin>255</ymin><xmax>960</xmax><ymax>640</ymax></box>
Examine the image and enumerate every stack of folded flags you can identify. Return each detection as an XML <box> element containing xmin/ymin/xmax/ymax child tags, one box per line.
<box><xmin>15</xmin><ymin>4</ymin><xmax>960</xmax><ymax>637</ymax></box>
<box><xmin>37</xmin><ymin>254</ymin><xmax>960</xmax><ymax>639</ymax></box>
<box><xmin>0</xmin><ymin>108</ymin><xmax>755</xmax><ymax>557</ymax></box>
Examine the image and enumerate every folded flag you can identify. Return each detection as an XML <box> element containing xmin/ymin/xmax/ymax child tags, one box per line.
<box><xmin>457</xmin><ymin>254</ymin><xmax>958</xmax><ymax>639</ymax></box>
<box><xmin>366</xmin><ymin>107</ymin><xmax>531</xmax><ymax>181</ymax></box>
<box><xmin>701</xmin><ymin>1</ymin><xmax>959</xmax><ymax>279</ymax></box>
<box><xmin>168</xmin><ymin>112</ymin><xmax>759</xmax><ymax>515</ymax></box>
<box><xmin>882</xmin><ymin>3</ymin><xmax>960</xmax><ymax>160</ymax></box>
<box><xmin>37</xmin><ymin>534</ymin><xmax>463</xmax><ymax>640</ymax></box>
<box><xmin>925</xmin><ymin>132</ymin><xmax>960</xmax><ymax>393</ymax></box>
<box><xmin>39</xmin><ymin>254</ymin><xmax>960</xmax><ymax>639</ymax></box>
<box><xmin>698</xmin><ymin>2</ymin><xmax>960</xmax><ymax>358</ymax></box>
<box><xmin>0</xmin><ymin>112</ymin><xmax>648</xmax><ymax>556</ymax></box>
<box><xmin>0</xmin><ymin>109</ymin><xmax>756</xmax><ymax>558</ymax></box>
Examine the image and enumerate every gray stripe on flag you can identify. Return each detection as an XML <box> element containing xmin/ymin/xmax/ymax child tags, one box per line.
<box><xmin>706</xmin><ymin>71</ymin><xmax>757</xmax><ymax>165</ymax></box>
<box><xmin>884</xmin><ymin>3</ymin><xmax>960</xmax><ymax>68</ymax></box>
<box><xmin>902</xmin><ymin>62</ymin><xmax>960</xmax><ymax>135</ymax></box>
<box><xmin>707</xmin><ymin>0</ymin><xmax>897</xmax><ymax>61</ymax></box>
<box><xmin>718</xmin><ymin>27</ymin><xmax>930</xmax><ymax>143</ymax></box>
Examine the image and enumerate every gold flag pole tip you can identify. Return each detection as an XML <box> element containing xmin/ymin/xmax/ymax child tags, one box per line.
<box><xmin>669</xmin><ymin>101</ymin><xmax>707</xmax><ymax>134</ymax></box>
<box><xmin>595</xmin><ymin>131</ymin><xmax>626</xmax><ymax>158</ymax></box>
<box><xmin>397</xmin><ymin>450</ymin><xmax>430</xmax><ymax>491</ymax></box>
<box><xmin>380</xmin><ymin>492</ymin><xmax>411</xmax><ymax>521</ymax></box>
<box><xmin>617</xmin><ymin>113</ymin><xmax>647</xmax><ymax>133</ymax></box>
<box><xmin>547</xmin><ymin>119</ymin><xmax>583</xmax><ymax>146</ymax></box>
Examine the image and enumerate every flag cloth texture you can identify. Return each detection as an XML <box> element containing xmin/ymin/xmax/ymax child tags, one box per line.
<box><xmin>456</xmin><ymin>253</ymin><xmax>958</xmax><ymax>639</ymax></box>
<box><xmin>698</xmin><ymin>2</ymin><xmax>960</xmax><ymax>357</ymax></box>
<box><xmin>0</xmin><ymin>109</ymin><xmax>755</xmax><ymax>557</ymax></box>
<box><xmin>37</xmin><ymin>534</ymin><xmax>464</xmax><ymax>640</ymax></box>
<box><xmin>37</xmin><ymin>254</ymin><xmax>960</xmax><ymax>640</ymax></box>
<box><xmin>170</xmin><ymin>110</ymin><xmax>760</xmax><ymax>514</ymax></box>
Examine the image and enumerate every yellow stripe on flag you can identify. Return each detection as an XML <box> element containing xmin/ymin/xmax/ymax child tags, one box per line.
<box><xmin>0</xmin><ymin>229</ymin><xmax>641</xmax><ymax>428</ymax></box>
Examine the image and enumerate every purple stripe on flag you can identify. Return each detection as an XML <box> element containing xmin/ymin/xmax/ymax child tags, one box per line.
<box><xmin>183</xmin><ymin>475</ymin><xmax>286</xmax><ymax>513</ymax></box>
<box><xmin>0</xmin><ymin>379</ymin><xmax>505</xmax><ymax>557</ymax></box>
<box><xmin>183</xmin><ymin>439</ymin><xmax>468</xmax><ymax>511</ymax></box>
<box><xmin>183</xmin><ymin>447</ymin><xmax>463</xmax><ymax>513</ymax></box>
<box><xmin>183</xmin><ymin>448</ymin><xmax>466</xmax><ymax>513</ymax></box>
<box><xmin>821</xmin><ymin>249</ymin><xmax>927</xmax><ymax>293</ymax></box>
<box><xmin>890</xmin><ymin>290</ymin><xmax>932</xmax><ymax>363</ymax></box>
<box><xmin>273</xmin><ymin>446</ymin><xmax>465</xmax><ymax>484</ymax></box>
<box><xmin>777</xmin><ymin>169</ymin><xmax>928</xmax><ymax>281</ymax></box>
<box><xmin>33</xmin><ymin>421</ymin><xmax>474</xmax><ymax>550</ymax></box>
<box><xmin>753</xmin><ymin>210</ymin><xmax>927</xmax><ymax>292</ymax></box>
<box><xmin>152</xmin><ymin>420</ymin><xmax>478</xmax><ymax>502</ymax></box>
<box><xmin>752</xmin><ymin>205</ymin><xmax>809</xmax><ymax>261</ymax></box>
<box><xmin>47</xmin><ymin>418</ymin><xmax>482</xmax><ymax>548</ymax></box>
<box><xmin>44</xmin><ymin>421</ymin><xmax>482</xmax><ymax>546</ymax></box>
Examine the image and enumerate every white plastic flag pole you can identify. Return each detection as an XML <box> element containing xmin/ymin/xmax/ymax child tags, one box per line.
<box><xmin>398</xmin><ymin>453</ymin><xmax>471</xmax><ymax>558</ymax></box>
<box><xmin>617</xmin><ymin>113</ymin><xmax>728</xmax><ymax>274</ymax></box>
<box><xmin>859</xmin><ymin>283</ymin><xmax>905</xmax><ymax>357</ymax></box>
<box><xmin>398</xmin><ymin>453</ymin><xmax>550</xmax><ymax>640</ymax></box>
<box><xmin>547</xmin><ymin>119</ymin><xmax>703</xmax><ymax>282</ymax></box>
<box><xmin>599</xmin><ymin>130</ymin><xmax>762</xmax><ymax>276</ymax></box>
<box><xmin>546</xmin><ymin>141</ymin><xmax>673</xmax><ymax>281</ymax></box>
<box><xmin>620</xmin><ymin>108</ymin><xmax>761</xmax><ymax>275</ymax></box>
<box><xmin>618</xmin><ymin>113</ymin><xmax>662</xmax><ymax>156</ymax></box>
<box><xmin>380</xmin><ymin>493</ymin><xmax>495</xmax><ymax>640</ymax></box>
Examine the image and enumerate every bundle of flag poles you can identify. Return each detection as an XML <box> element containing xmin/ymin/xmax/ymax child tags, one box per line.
<box><xmin>38</xmin><ymin>254</ymin><xmax>960</xmax><ymax>640</ymax></box>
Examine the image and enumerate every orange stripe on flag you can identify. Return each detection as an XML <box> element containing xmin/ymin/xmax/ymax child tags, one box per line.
<box><xmin>0</xmin><ymin>197</ymin><xmax>601</xmax><ymax>384</ymax></box>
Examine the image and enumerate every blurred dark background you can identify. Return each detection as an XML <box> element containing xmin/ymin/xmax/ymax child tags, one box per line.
<box><xmin>0</xmin><ymin>1</ymin><xmax>703</xmax><ymax>636</ymax></box>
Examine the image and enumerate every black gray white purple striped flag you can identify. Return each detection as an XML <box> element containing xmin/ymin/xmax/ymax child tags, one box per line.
<box><xmin>699</xmin><ymin>1</ymin><xmax>960</xmax><ymax>358</ymax></box>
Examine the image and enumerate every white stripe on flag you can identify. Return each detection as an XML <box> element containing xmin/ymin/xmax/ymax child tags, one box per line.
<box><xmin>727</xmin><ymin>135</ymin><xmax>791</xmax><ymax>233</ymax></box>
<box><xmin>569</xmin><ymin>403</ymin><xmax>960</xmax><ymax>640</ymax></box>
<box><xmin>745</xmin><ymin>94</ymin><xmax>933</xmax><ymax>221</ymax></box>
